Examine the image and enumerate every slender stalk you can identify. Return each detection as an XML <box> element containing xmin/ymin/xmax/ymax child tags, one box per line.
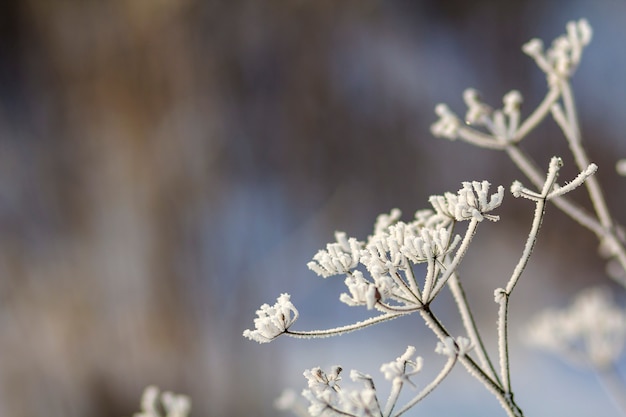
<box><xmin>552</xmin><ymin>84</ymin><xmax>613</xmax><ymax>230</ymax></box>
<box><xmin>389</xmin><ymin>269</ymin><xmax>422</xmax><ymax>304</ymax></box>
<box><xmin>551</xmin><ymin>81</ymin><xmax>626</xmax><ymax>286</ymax></box>
<box><xmin>393</xmin><ymin>355</ymin><xmax>457</xmax><ymax>417</ymax></box>
<box><xmin>402</xmin><ymin>266</ymin><xmax>423</xmax><ymax>302</ymax></box>
<box><xmin>458</xmin><ymin>127</ymin><xmax>508</xmax><ymax>150</ymax></box>
<box><xmin>285</xmin><ymin>313</ymin><xmax>406</xmax><ymax>339</ymax></box>
<box><xmin>375</xmin><ymin>302</ymin><xmax>422</xmax><ymax>314</ymax></box>
<box><xmin>383</xmin><ymin>379</ymin><xmax>403</xmax><ymax>417</ymax></box>
<box><xmin>419</xmin><ymin>307</ymin><xmax>523</xmax><ymax>417</ymax></box>
<box><xmin>430</xmin><ymin>218</ymin><xmax>480</xmax><ymax>299</ymax></box>
<box><xmin>511</xmin><ymin>87</ymin><xmax>561</xmax><ymax>143</ymax></box>
<box><xmin>497</xmin><ymin>162</ymin><xmax>551</xmax><ymax>393</ymax></box>
<box><xmin>505</xmin><ymin>144</ymin><xmax>608</xmax><ymax>237</ymax></box>
<box><xmin>422</xmin><ymin>257</ymin><xmax>437</xmax><ymax>302</ymax></box>
<box><xmin>447</xmin><ymin>270</ymin><xmax>502</xmax><ymax>385</ymax></box>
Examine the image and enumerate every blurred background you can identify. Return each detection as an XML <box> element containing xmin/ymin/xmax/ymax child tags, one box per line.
<box><xmin>0</xmin><ymin>0</ymin><xmax>626</xmax><ymax>416</ymax></box>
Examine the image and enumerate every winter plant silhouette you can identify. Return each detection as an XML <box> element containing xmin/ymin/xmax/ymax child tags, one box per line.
<box><xmin>133</xmin><ymin>18</ymin><xmax>626</xmax><ymax>417</ymax></box>
<box><xmin>240</xmin><ymin>19</ymin><xmax>626</xmax><ymax>417</ymax></box>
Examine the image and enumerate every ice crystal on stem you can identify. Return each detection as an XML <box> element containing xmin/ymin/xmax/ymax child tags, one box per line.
<box><xmin>429</xmin><ymin>181</ymin><xmax>504</xmax><ymax>222</ymax></box>
<box><xmin>243</xmin><ymin>293</ymin><xmax>299</xmax><ymax>343</ymax></box>
<box><xmin>308</xmin><ymin>232</ymin><xmax>363</xmax><ymax>278</ymax></box>
<box><xmin>431</xmin><ymin>103</ymin><xmax>461</xmax><ymax>139</ymax></box>
<box><xmin>302</xmin><ymin>366</ymin><xmax>382</xmax><ymax>417</ymax></box>
<box><xmin>304</xmin><ymin>366</ymin><xmax>343</xmax><ymax>395</ymax></box>
<box><xmin>241</xmin><ymin>18</ymin><xmax>626</xmax><ymax>417</ymax></box>
<box><xmin>339</xmin><ymin>270</ymin><xmax>381</xmax><ymax>310</ymax></box>
<box><xmin>522</xmin><ymin>18</ymin><xmax>592</xmax><ymax>83</ymax></box>
<box><xmin>464</xmin><ymin>89</ymin><xmax>492</xmax><ymax>125</ymax></box>
<box><xmin>435</xmin><ymin>336</ymin><xmax>473</xmax><ymax>358</ymax></box>
<box><xmin>380</xmin><ymin>346</ymin><xmax>423</xmax><ymax>385</ymax></box>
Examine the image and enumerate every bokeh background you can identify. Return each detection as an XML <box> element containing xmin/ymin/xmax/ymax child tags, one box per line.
<box><xmin>1</xmin><ymin>0</ymin><xmax>626</xmax><ymax>416</ymax></box>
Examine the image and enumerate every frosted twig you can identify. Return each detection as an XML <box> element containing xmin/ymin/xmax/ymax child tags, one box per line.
<box><xmin>419</xmin><ymin>307</ymin><xmax>523</xmax><ymax>417</ymax></box>
<box><xmin>429</xmin><ymin>218</ymin><xmax>480</xmax><ymax>300</ymax></box>
<box><xmin>511</xmin><ymin>87</ymin><xmax>561</xmax><ymax>143</ymax></box>
<box><xmin>447</xmin><ymin>269</ymin><xmax>501</xmax><ymax>385</ymax></box>
<box><xmin>495</xmin><ymin>158</ymin><xmax>556</xmax><ymax>393</ymax></box>
<box><xmin>285</xmin><ymin>312</ymin><xmax>406</xmax><ymax>339</ymax></box>
<box><xmin>499</xmin><ymin>157</ymin><xmax>596</xmax><ymax>393</ymax></box>
<box><xmin>393</xmin><ymin>355</ymin><xmax>457</xmax><ymax>417</ymax></box>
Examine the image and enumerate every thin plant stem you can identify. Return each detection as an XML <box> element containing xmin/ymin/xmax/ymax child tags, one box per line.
<box><xmin>505</xmin><ymin>144</ymin><xmax>606</xmax><ymax>236</ymax></box>
<box><xmin>402</xmin><ymin>266</ymin><xmax>423</xmax><ymax>303</ymax></box>
<box><xmin>388</xmin><ymin>269</ymin><xmax>422</xmax><ymax>304</ymax></box>
<box><xmin>552</xmin><ymin>83</ymin><xmax>613</xmax><ymax>230</ymax></box>
<box><xmin>383</xmin><ymin>379</ymin><xmax>403</xmax><ymax>417</ymax></box>
<box><xmin>497</xmin><ymin>161</ymin><xmax>551</xmax><ymax>393</ymax></box>
<box><xmin>511</xmin><ymin>86</ymin><xmax>561</xmax><ymax>144</ymax></box>
<box><xmin>551</xmin><ymin>81</ymin><xmax>626</xmax><ymax>286</ymax></box>
<box><xmin>285</xmin><ymin>313</ymin><xmax>406</xmax><ymax>339</ymax></box>
<box><xmin>458</xmin><ymin>127</ymin><xmax>508</xmax><ymax>150</ymax></box>
<box><xmin>430</xmin><ymin>218</ymin><xmax>480</xmax><ymax>300</ymax></box>
<box><xmin>422</xmin><ymin>257</ymin><xmax>437</xmax><ymax>302</ymax></box>
<box><xmin>393</xmin><ymin>355</ymin><xmax>457</xmax><ymax>417</ymax></box>
<box><xmin>419</xmin><ymin>307</ymin><xmax>524</xmax><ymax>417</ymax></box>
<box><xmin>447</xmin><ymin>270</ymin><xmax>502</xmax><ymax>386</ymax></box>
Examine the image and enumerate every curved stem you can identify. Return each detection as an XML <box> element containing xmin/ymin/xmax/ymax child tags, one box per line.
<box><xmin>430</xmin><ymin>218</ymin><xmax>480</xmax><ymax>300</ymax></box>
<box><xmin>552</xmin><ymin>84</ymin><xmax>613</xmax><ymax>230</ymax></box>
<box><xmin>393</xmin><ymin>355</ymin><xmax>457</xmax><ymax>417</ymax></box>
<box><xmin>419</xmin><ymin>307</ymin><xmax>523</xmax><ymax>417</ymax></box>
<box><xmin>447</xmin><ymin>270</ymin><xmax>501</xmax><ymax>385</ymax></box>
<box><xmin>511</xmin><ymin>87</ymin><xmax>561</xmax><ymax>143</ymax></box>
<box><xmin>285</xmin><ymin>313</ymin><xmax>406</xmax><ymax>339</ymax></box>
<box><xmin>457</xmin><ymin>127</ymin><xmax>509</xmax><ymax>150</ymax></box>
<box><xmin>498</xmin><ymin>163</ymin><xmax>551</xmax><ymax>392</ymax></box>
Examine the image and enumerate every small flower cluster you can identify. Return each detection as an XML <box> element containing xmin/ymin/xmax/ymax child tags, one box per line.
<box><xmin>431</xmin><ymin>90</ymin><xmax>525</xmax><ymax>144</ymax></box>
<box><xmin>133</xmin><ymin>386</ymin><xmax>191</xmax><ymax>417</ymax></box>
<box><xmin>242</xmin><ymin>180</ymin><xmax>503</xmax><ymax>344</ymax></box>
<box><xmin>525</xmin><ymin>287</ymin><xmax>626</xmax><ymax>369</ymax></box>
<box><xmin>435</xmin><ymin>336</ymin><xmax>473</xmax><ymax>358</ymax></box>
<box><xmin>431</xmin><ymin>19</ymin><xmax>591</xmax><ymax>147</ymax></box>
<box><xmin>380</xmin><ymin>345</ymin><xmax>423</xmax><ymax>386</ymax></box>
<box><xmin>306</xmin><ymin>180</ymin><xmax>502</xmax><ymax>309</ymax></box>
<box><xmin>429</xmin><ymin>181</ymin><xmax>504</xmax><ymax>222</ymax></box>
<box><xmin>300</xmin><ymin>346</ymin><xmax>423</xmax><ymax>417</ymax></box>
<box><xmin>243</xmin><ymin>293</ymin><xmax>298</xmax><ymax>343</ymax></box>
<box><xmin>301</xmin><ymin>365</ymin><xmax>379</xmax><ymax>417</ymax></box>
<box><xmin>522</xmin><ymin>18</ymin><xmax>592</xmax><ymax>84</ymax></box>
<box><xmin>243</xmin><ymin>18</ymin><xmax>625</xmax><ymax>417</ymax></box>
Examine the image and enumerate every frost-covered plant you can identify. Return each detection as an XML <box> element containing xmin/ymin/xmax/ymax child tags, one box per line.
<box><xmin>133</xmin><ymin>386</ymin><xmax>191</xmax><ymax>417</ymax></box>
<box><xmin>241</xmin><ymin>18</ymin><xmax>626</xmax><ymax>417</ymax></box>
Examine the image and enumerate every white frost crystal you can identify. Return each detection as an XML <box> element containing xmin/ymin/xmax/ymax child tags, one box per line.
<box><xmin>400</xmin><ymin>226</ymin><xmax>460</xmax><ymax>264</ymax></box>
<box><xmin>380</xmin><ymin>345</ymin><xmax>423</xmax><ymax>385</ymax></box>
<box><xmin>431</xmin><ymin>103</ymin><xmax>461</xmax><ymax>139</ymax></box>
<box><xmin>308</xmin><ymin>232</ymin><xmax>363</xmax><ymax>278</ymax></box>
<box><xmin>339</xmin><ymin>271</ymin><xmax>380</xmax><ymax>310</ymax></box>
<box><xmin>522</xmin><ymin>18</ymin><xmax>592</xmax><ymax>82</ymax></box>
<box><xmin>243</xmin><ymin>293</ymin><xmax>299</xmax><ymax>343</ymax></box>
<box><xmin>429</xmin><ymin>181</ymin><xmax>504</xmax><ymax>222</ymax></box>
<box><xmin>463</xmin><ymin>88</ymin><xmax>491</xmax><ymax>125</ymax></box>
<box><xmin>435</xmin><ymin>336</ymin><xmax>473</xmax><ymax>357</ymax></box>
